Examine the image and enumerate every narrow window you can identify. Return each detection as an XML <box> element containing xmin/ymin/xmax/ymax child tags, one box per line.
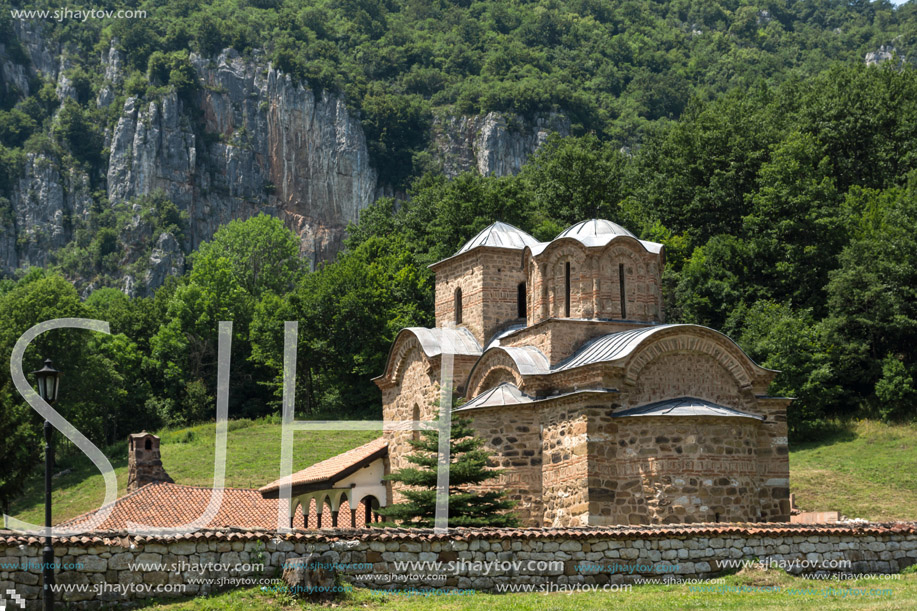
<box><xmin>454</xmin><ymin>287</ymin><xmax>463</xmax><ymax>324</ymax></box>
<box><xmin>564</xmin><ymin>262</ymin><xmax>571</xmax><ymax>317</ymax></box>
<box><xmin>619</xmin><ymin>263</ymin><xmax>627</xmax><ymax>319</ymax></box>
<box><xmin>412</xmin><ymin>404</ymin><xmax>420</xmax><ymax>443</ymax></box>
<box><xmin>145</xmin><ymin>438</ymin><xmax>152</xmax><ymax>450</ymax></box>
<box><xmin>517</xmin><ymin>282</ymin><xmax>527</xmax><ymax>318</ymax></box>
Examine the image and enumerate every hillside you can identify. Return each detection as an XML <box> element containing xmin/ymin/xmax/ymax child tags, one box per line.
<box><xmin>7</xmin><ymin>418</ymin><xmax>378</xmax><ymax>526</ymax></box>
<box><xmin>3</xmin><ymin>1</ymin><xmax>917</xmax><ymax>293</ymax></box>
<box><xmin>8</xmin><ymin>418</ymin><xmax>917</xmax><ymax>527</ymax></box>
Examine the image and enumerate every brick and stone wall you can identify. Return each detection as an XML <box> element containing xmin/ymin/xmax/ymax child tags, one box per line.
<box><xmin>2</xmin><ymin>524</ymin><xmax>915</xmax><ymax>607</ymax></box>
<box><xmin>525</xmin><ymin>241</ymin><xmax>663</xmax><ymax>326</ymax></box>
<box><xmin>433</xmin><ymin>248</ymin><xmax>527</xmax><ymax>346</ymax></box>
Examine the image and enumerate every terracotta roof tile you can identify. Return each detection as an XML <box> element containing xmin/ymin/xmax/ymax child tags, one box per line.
<box><xmin>259</xmin><ymin>437</ymin><xmax>387</xmax><ymax>495</ymax></box>
<box><xmin>53</xmin><ymin>483</ymin><xmax>375</xmax><ymax>531</ymax></box>
<box><xmin>58</xmin><ymin>483</ymin><xmax>306</xmax><ymax>531</ymax></box>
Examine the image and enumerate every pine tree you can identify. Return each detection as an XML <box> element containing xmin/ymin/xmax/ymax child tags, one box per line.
<box><xmin>375</xmin><ymin>415</ymin><xmax>519</xmax><ymax>528</ymax></box>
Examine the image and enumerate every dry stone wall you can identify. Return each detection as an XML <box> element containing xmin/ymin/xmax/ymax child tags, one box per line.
<box><xmin>1</xmin><ymin>525</ymin><xmax>915</xmax><ymax>608</ymax></box>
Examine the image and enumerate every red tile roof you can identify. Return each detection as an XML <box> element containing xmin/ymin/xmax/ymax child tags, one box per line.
<box><xmin>56</xmin><ymin>482</ymin><xmax>376</xmax><ymax>532</ymax></box>
<box><xmin>259</xmin><ymin>437</ymin><xmax>387</xmax><ymax>496</ymax></box>
<box><xmin>58</xmin><ymin>483</ymin><xmax>306</xmax><ymax>531</ymax></box>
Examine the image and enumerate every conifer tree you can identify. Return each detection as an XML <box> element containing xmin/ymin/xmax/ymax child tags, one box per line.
<box><xmin>375</xmin><ymin>415</ymin><xmax>519</xmax><ymax>527</ymax></box>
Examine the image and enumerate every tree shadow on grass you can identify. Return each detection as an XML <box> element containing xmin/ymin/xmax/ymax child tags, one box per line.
<box><xmin>788</xmin><ymin>419</ymin><xmax>857</xmax><ymax>452</ymax></box>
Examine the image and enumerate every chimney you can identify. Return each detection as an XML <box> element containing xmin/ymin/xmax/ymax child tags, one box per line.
<box><xmin>127</xmin><ymin>432</ymin><xmax>173</xmax><ymax>492</ymax></box>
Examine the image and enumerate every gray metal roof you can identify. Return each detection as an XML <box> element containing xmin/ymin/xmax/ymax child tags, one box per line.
<box><xmin>484</xmin><ymin>323</ymin><xmax>527</xmax><ymax>350</ymax></box>
<box><xmin>612</xmin><ymin>397</ymin><xmax>764</xmax><ymax>420</ymax></box>
<box><xmin>558</xmin><ymin>218</ymin><xmax>637</xmax><ymax>240</ymax></box>
<box><xmin>459</xmin><ymin>383</ymin><xmax>534</xmax><ymax>410</ymax></box>
<box><xmin>554</xmin><ymin>325</ymin><xmax>676</xmax><ymax>371</ymax></box>
<box><xmin>500</xmin><ymin>345</ymin><xmax>551</xmax><ymax>375</ymax></box>
<box><xmin>403</xmin><ymin>327</ymin><xmax>483</xmax><ymax>357</ymax></box>
<box><xmin>456</xmin><ymin>222</ymin><xmax>539</xmax><ymax>255</ymax></box>
<box><xmin>528</xmin><ymin>218</ymin><xmax>663</xmax><ymax>256</ymax></box>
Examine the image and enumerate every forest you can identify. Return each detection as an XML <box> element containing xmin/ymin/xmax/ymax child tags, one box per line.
<box><xmin>1</xmin><ymin>1</ymin><xmax>916</xmax><ymax>514</ymax></box>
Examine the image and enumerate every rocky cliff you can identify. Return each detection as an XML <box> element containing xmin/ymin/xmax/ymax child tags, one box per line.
<box><xmin>1</xmin><ymin>23</ymin><xmax>566</xmax><ymax>293</ymax></box>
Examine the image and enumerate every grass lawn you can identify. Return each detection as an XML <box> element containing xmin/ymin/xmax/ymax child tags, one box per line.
<box><xmin>7</xmin><ymin>418</ymin><xmax>917</xmax><ymax>526</ymax></box>
<box><xmin>789</xmin><ymin>420</ymin><xmax>917</xmax><ymax>521</ymax></box>
<box><xmin>7</xmin><ymin>417</ymin><xmax>379</xmax><ymax>525</ymax></box>
<box><xmin>135</xmin><ymin>567</ymin><xmax>917</xmax><ymax>610</ymax></box>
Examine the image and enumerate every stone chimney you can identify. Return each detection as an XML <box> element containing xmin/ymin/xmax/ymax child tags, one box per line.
<box><xmin>127</xmin><ymin>432</ymin><xmax>173</xmax><ymax>492</ymax></box>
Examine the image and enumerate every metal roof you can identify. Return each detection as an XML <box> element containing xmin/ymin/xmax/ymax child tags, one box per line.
<box><xmin>527</xmin><ymin>218</ymin><xmax>663</xmax><ymax>256</ymax></box>
<box><xmin>404</xmin><ymin>327</ymin><xmax>483</xmax><ymax>357</ymax></box>
<box><xmin>559</xmin><ymin>218</ymin><xmax>637</xmax><ymax>240</ymax></box>
<box><xmin>484</xmin><ymin>323</ymin><xmax>527</xmax><ymax>350</ymax></box>
<box><xmin>612</xmin><ymin>397</ymin><xmax>764</xmax><ymax>421</ymax></box>
<box><xmin>459</xmin><ymin>383</ymin><xmax>534</xmax><ymax>410</ymax></box>
<box><xmin>456</xmin><ymin>221</ymin><xmax>539</xmax><ymax>255</ymax></box>
<box><xmin>554</xmin><ymin>325</ymin><xmax>676</xmax><ymax>371</ymax></box>
<box><xmin>500</xmin><ymin>345</ymin><xmax>551</xmax><ymax>374</ymax></box>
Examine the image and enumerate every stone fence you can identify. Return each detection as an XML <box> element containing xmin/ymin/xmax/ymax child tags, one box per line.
<box><xmin>1</xmin><ymin>522</ymin><xmax>916</xmax><ymax>608</ymax></box>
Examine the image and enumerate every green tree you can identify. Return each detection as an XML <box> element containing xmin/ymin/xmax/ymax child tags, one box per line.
<box><xmin>376</xmin><ymin>415</ymin><xmax>519</xmax><ymax>528</ymax></box>
<box><xmin>521</xmin><ymin>133</ymin><xmax>627</xmax><ymax>227</ymax></box>
<box><xmin>149</xmin><ymin>214</ymin><xmax>303</xmax><ymax>422</ymax></box>
<box><xmin>251</xmin><ymin>234</ymin><xmax>431</xmax><ymax>416</ymax></box>
<box><xmin>823</xmin><ymin>181</ymin><xmax>917</xmax><ymax>416</ymax></box>
<box><xmin>730</xmin><ymin>300</ymin><xmax>843</xmax><ymax>438</ymax></box>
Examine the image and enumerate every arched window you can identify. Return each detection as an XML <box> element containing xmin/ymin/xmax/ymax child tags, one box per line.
<box><xmin>619</xmin><ymin>263</ymin><xmax>627</xmax><ymax>319</ymax></box>
<box><xmin>564</xmin><ymin>262</ymin><xmax>571</xmax><ymax>318</ymax></box>
<box><xmin>517</xmin><ymin>282</ymin><xmax>526</xmax><ymax>318</ymax></box>
<box><xmin>454</xmin><ymin>288</ymin><xmax>463</xmax><ymax>324</ymax></box>
<box><xmin>144</xmin><ymin>438</ymin><xmax>152</xmax><ymax>450</ymax></box>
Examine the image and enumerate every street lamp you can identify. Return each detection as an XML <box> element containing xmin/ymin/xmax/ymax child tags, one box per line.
<box><xmin>32</xmin><ymin>358</ymin><xmax>61</xmax><ymax>611</ymax></box>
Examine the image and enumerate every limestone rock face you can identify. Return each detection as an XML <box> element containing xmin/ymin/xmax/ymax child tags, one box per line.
<box><xmin>1</xmin><ymin>28</ymin><xmax>567</xmax><ymax>292</ymax></box>
<box><xmin>865</xmin><ymin>44</ymin><xmax>905</xmax><ymax>66</ymax></box>
<box><xmin>107</xmin><ymin>49</ymin><xmax>377</xmax><ymax>267</ymax></box>
<box><xmin>6</xmin><ymin>153</ymin><xmax>92</xmax><ymax>273</ymax></box>
<box><xmin>433</xmin><ymin>111</ymin><xmax>570</xmax><ymax>178</ymax></box>
<box><xmin>145</xmin><ymin>232</ymin><xmax>185</xmax><ymax>292</ymax></box>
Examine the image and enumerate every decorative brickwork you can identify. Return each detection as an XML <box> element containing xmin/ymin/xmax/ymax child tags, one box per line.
<box><xmin>377</xmin><ymin>219</ymin><xmax>791</xmax><ymax>528</ymax></box>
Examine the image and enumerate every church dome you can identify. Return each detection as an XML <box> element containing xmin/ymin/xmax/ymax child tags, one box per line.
<box><xmin>555</xmin><ymin>219</ymin><xmax>637</xmax><ymax>241</ymax></box>
<box><xmin>540</xmin><ymin>218</ymin><xmax>662</xmax><ymax>254</ymax></box>
<box><xmin>456</xmin><ymin>221</ymin><xmax>539</xmax><ymax>255</ymax></box>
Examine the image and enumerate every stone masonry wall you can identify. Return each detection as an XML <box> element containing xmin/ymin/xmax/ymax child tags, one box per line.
<box><xmin>381</xmin><ymin>349</ymin><xmax>440</xmax><ymax>505</ymax></box>
<box><xmin>540</xmin><ymin>400</ymin><xmax>590</xmax><ymax>527</ymax></box>
<box><xmin>466</xmin><ymin>405</ymin><xmax>543</xmax><ymax>526</ymax></box>
<box><xmin>605</xmin><ymin>417</ymin><xmax>763</xmax><ymax>525</ymax></box>
<box><xmin>2</xmin><ymin>525</ymin><xmax>915</xmax><ymax>607</ymax></box>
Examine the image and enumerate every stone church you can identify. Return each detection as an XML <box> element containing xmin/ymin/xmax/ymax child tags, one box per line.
<box><xmin>264</xmin><ymin>219</ymin><xmax>791</xmax><ymax>528</ymax></box>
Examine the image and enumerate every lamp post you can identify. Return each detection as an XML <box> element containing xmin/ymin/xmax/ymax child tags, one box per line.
<box><xmin>32</xmin><ymin>358</ymin><xmax>61</xmax><ymax>611</ymax></box>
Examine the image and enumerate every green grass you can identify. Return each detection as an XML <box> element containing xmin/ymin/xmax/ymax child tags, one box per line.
<box><xmin>135</xmin><ymin>568</ymin><xmax>917</xmax><ymax>610</ymax></box>
<box><xmin>7</xmin><ymin>417</ymin><xmax>378</xmax><ymax>525</ymax></box>
<box><xmin>8</xmin><ymin>418</ymin><xmax>917</xmax><ymax>526</ymax></box>
<box><xmin>790</xmin><ymin>420</ymin><xmax>917</xmax><ymax>521</ymax></box>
